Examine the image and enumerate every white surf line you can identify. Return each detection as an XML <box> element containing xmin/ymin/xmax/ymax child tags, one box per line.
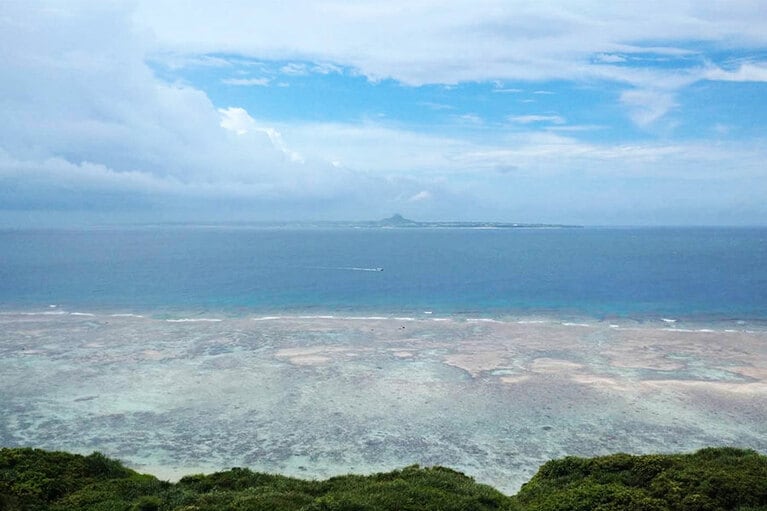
<box><xmin>6</xmin><ymin>311</ymin><xmax>68</xmax><ymax>316</ymax></box>
<box><xmin>165</xmin><ymin>318</ymin><xmax>223</xmax><ymax>323</ymax></box>
<box><xmin>253</xmin><ymin>315</ymin><xmax>400</xmax><ymax>321</ymax></box>
<box><xmin>252</xmin><ymin>316</ymin><xmax>285</xmax><ymax>321</ymax></box>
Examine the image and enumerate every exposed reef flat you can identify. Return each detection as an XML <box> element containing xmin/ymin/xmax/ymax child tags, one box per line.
<box><xmin>1</xmin><ymin>312</ymin><xmax>765</xmax><ymax>493</ymax></box>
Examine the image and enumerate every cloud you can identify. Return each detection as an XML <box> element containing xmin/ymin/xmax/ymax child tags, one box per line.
<box><xmin>2</xmin><ymin>2</ymin><xmax>767</xmax><ymax>225</ymax></box>
<box><xmin>419</xmin><ymin>102</ymin><xmax>454</xmax><ymax>110</ymax></box>
<box><xmin>130</xmin><ymin>0</ymin><xmax>767</xmax><ymax>130</ymax></box>
<box><xmin>273</xmin><ymin>121</ymin><xmax>470</xmax><ymax>174</ymax></box>
<box><xmin>509</xmin><ymin>115</ymin><xmax>565</xmax><ymax>125</ymax></box>
<box><xmin>620</xmin><ymin>89</ymin><xmax>678</xmax><ymax>127</ymax></box>
<box><xmin>4</xmin><ymin>3</ymin><xmax>541</xmax><ymax>224</ymax></box>
<box><xmin>280</xmin><ymin>62</ymin><xmax>310</xmax><ymax>75</ymax></box>
<box><xmin>594</xmin><ymin>53</ymin><xmax>626</xmax><ymax>63</ymax></box>
<box><xmin>134</xmin><ymin>1</ymin><xmax>767</xmax><ymax>86</ymax></box>
<box><xmin>268</xmin><ymin>119</ymin><xmax>767</xmax><ymax>185</ymax></box>
<box><xmin>219</xmin><ymin>107</ymin><xmax>304</xmax><ymax>163</ymax></box>
<box><xmin>276</xmin><ymin>62</ymin><xmax>343</xmax><ymax>76</ymax></box>
<box><xmin>546</xmin><ymin>125</ymin><xmax>604</xmax><ymax>133</ymax></box>
<box><xmin>0</xmin><ymin>3</ymin><xmax>445</xmax><ymax>219</ymax></box>
<box><xmin>153</xmin><ymin>53</ymin><xmax>233</xmax><ymax>70</ymax></box>
<box><xmin>219</xmin><ymin>107</ymin><xmax>256</xmax><ymax>135</ymax></box>
<box><xmin>703</xmin><ymin>62</ymin><xmax>767</xmax><ymax>82</ymax></box>
<box><xmin>221</xmin><ymin>77</ymin><xmax>271</xmax><ymax>86</ymax></box>
<box><xmin>455</xmin><ymin>114</ymin><xmax>484</xmax><ymax>125</ymax></box>
<box><xmin>0</xmin><ymin>150</ymin><xmax>174</xmax><ymax>196</ymax></box>
<box><xmin>408</xmin><ymin>190</ymin><xmax>432</xmax><ymax>202</ymax></box>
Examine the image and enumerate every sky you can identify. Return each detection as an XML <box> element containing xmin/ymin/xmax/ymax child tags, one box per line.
<box><xmin>1</xmin><ymin>1</ymin><xmax>767</xmax><ymax>226</ymax></box>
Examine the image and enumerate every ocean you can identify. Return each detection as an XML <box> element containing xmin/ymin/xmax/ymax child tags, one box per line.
<box><xmin>1</xmin><ymin>226</ymin><xmax>766</xmax><ymax>319</ymax></box>
<box><xmin>1</xmin><ymin>226</ymin><xmax>766</xmax><ymax>492</ymax></box>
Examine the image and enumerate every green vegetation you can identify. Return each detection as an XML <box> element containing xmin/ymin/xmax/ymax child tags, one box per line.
<box><xmin>515</xmin><ymin>447</ymin><xmax>767</xmax><ymax>511</ymax></box>
<box><xmin>1</xmin><ymin>447</ymin><xmax>765</xmax><ymax>510</ymax></box>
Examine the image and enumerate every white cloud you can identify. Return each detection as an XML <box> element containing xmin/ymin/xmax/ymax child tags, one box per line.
<box><xmin>129</xmin><ymin>1</ymin><xmax>767</xmax><ymax>129</ymax></box>
<box><xmin>455</xmin><ymin>114</ymin><xmax>484</xmax><ymax>125</ymax></box>
<box><xmin>546</xmin><ymin>124</ymin><xmax>604</xmax><ymax>133</ymax></box>
<box><xmin>259</xmin><ymin>127</ymin><xmax>305</xmax><ymax>164</ymax></box>
<box><xmin>134</xmin><ymin>1</ymin><xmax>767</xmax><ymax>86</ymax></box>
<box><xmin>0</xmin><ymin>150</ymin><xmax>176</xmax><ymax>195</ymax></box>
<box><xmin>1</xmin><ymin>2</ymin><xmax>510</xmax><ymax>223</ymax></box>
<box><xmin>509</xmin><ymin>115</ymin><xmax>565</xmax><ymax>124</ymax></box>
<box><xmin>275</xmin><ymin>121</ymin><xmax>469</xmax><ymax>174</ymax></box>
<box><xmin>280</xmin><ymin>62</ymin><xmax>309</xmax><ymax>75</ymax></box>
<box><xmin>310</xmin><ymin>62</ymin><xmax>344</xmax><ymax>75</ymax></box>
<box><xmin>419</xmin><ymin>102</ymin><xmax>454</xmax><ymax>110</ymax></box>
<box><xmin>620</xmin><ymin>89</ymin><xmax>678</xmax><ymax>127</ymax></box>
<box><xmin>2</xmin><ymin>2</ymin><xmax>767</xmax><ymax>224</ymax></box>
<box><xmin>219</xmin><ymin>107</ymin><xmax>304</xmax><ymax>163</ymax></box>
<box><xmin>0</xmin><ymin>3</ymin><xmax>417</xmax><ymax>217</ymax></box>
<box><xmin>704</xmin><ymin>62</ymin><xmax>767</xmax><ymax>82</ymax></box>
<box><xmin>153</xmin><ymin>53</ymin><xmax>233</xmax><ymax>70</ymax></box>
<box><xmin>270</xmin><ymin>119</ymin><xmax>767</xmax><ymax>183</ymax></box>
<box><xmin>219</xmin><ymin>107</ymin><xmax>256</xmax><ymax>135</ymax></box>
<box><xmin>408</xmin><ymin>190</ymin><xmax>432</xmax><ymax>202</ymax></box>
<box><xmin>221</xmin><ymin>77</ymin><xmax>271</xmax><ymax>86</ymax></box>
<box><xmin>594</xmin><ymin>53</ymin><xmax>626</xmax><ymax>63</ymax></box>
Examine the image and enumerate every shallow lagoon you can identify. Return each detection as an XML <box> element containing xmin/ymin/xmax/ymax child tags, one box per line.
<box><xmin>1</xmin><ymin>311</ymin><xmax>765</xmax><ymax>493</ymax></box>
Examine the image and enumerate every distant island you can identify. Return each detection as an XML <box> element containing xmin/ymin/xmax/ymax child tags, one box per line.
<box><xmin>367</xmin><ymin>214</ymin><xmax>582</xmax><ymax>229</ymax></box>
<box><xmin>129</xmin><ymin>214</ymin><xmax>582</xmax><ymax>230</ymax></box>
<box><xmin>233</xmin><ymin>214</ymin><xmax>581</xmax><ymax>230</ymax></box>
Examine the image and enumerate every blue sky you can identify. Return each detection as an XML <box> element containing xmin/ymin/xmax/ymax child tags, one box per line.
<box><xmin>1</xmin><ymin>1</ymin><xmax>767</xmax><ymax>225</ymax></box>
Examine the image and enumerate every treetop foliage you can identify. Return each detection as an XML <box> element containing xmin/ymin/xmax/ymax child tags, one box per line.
<box><xmin>1</xmin><ymin>447</ymin><xmax>765</xmax><ymax>510</ymax></box>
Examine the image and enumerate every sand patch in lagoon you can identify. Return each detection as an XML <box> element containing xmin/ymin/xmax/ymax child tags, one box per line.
<box><xmin>529</xmin><ymin>357</ymin><xmax>585</xmax><ymax>373</ymax></box>
<box><xmin>1</xmin><ymin>312</ymin><xmax>765</xmax><ymax>493</ymax></box>
<box><xmin>275</xmin><ymin>346</ymin><xmax>361</xmax><ymax>366</ymax></box>
<box><xmin>141</xmin><ymin>349</ymin><xmax>169</xmax><ymax>360</ymax></box>
<box><xmin>443</xmin><ymin>350</ymin><xmax>511</xmax><ymax>377</ymax></box>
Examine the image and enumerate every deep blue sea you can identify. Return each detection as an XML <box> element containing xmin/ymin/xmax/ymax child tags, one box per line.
<box><xmin>1</xmin><ymin>226</ymin><xmax>766</xmax><ymax>320</ymax></box>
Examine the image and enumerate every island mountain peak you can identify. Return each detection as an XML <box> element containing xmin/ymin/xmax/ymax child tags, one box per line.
<box><xmin>380</xmin><ymin>213</ymin><xmax>418</xmax><ymax>226</ymax></box>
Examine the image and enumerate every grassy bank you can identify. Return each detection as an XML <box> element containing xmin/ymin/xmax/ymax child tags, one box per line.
<box><xmin>1</xmin><ymin>447</ymin><xmax>765</xmax><ymax>510</ymax></box>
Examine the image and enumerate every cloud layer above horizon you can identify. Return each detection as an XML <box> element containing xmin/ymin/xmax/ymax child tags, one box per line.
<box><xmin>1</xmin><ymin>1</ymin><xmax>766</xmax><ymax>225</ymax></box>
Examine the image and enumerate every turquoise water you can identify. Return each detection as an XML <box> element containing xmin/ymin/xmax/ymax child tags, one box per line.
<box><xmin>1</xmin><ymin>226</ymin><xmax>766</xmax><ymax>491</ymax></box>
<box><xmin>1</xmin><ymin>226</ymin><xmax>766</xmax><ymax>319</ymax></box>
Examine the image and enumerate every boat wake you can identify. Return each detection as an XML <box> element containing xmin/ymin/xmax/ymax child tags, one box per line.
<box><xmin>313</xmin><ymin>266</ymin><xmax>383</xmax><ymax>272</ymax></box>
